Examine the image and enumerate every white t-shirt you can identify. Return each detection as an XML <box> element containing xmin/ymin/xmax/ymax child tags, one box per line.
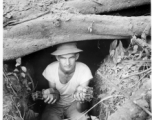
<box><xmin>42</xmin><ymin>61</ymin><xmax>93</xmax><ymax>106</ymax></box>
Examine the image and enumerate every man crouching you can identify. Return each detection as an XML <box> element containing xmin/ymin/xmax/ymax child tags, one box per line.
<box><xmin>41</xmin><ymin>42</ymin><xmax>93</xmax><ymax>120</ymax></box>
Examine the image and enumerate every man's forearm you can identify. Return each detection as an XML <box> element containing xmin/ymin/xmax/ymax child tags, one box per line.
<box><xmin>49</xmin><ymin>88</ymin><xmax>60</xmax><ymax>100</ymax></box>
<box><xmin>49</xmin><ymin>88</ymin><xmax>59</xmax><ymax>94</ymax></box>
<box><xmin>76</xmin><ymin>101</ymin><xmax>88</xmax><ymax>113</ymax></box>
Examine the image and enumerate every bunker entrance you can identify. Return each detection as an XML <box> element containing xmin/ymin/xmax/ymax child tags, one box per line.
<box><xmin>4</xmin><ymin>38</ymin><xmax>151</xmax><ymax>120</ymax></box>
<box><xmin>3</xmin><ymin>40</ymin><xmax>129</xmax><ymax>116</ymax></box>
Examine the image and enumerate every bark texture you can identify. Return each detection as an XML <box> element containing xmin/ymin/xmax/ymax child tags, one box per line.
<box><xmin>4</xmin><ymin>13</ymin><xmax>150</xmax><ymax>60</ymax></box>
<box><xmin>56</xmin><ymin>0</ymin><xmax>150</xmax><ymax>14</ymax></box>
<box><xmin>3</xmin><ymin>0</ymin><xmax>150</xmax><ymax>26</ymax></box>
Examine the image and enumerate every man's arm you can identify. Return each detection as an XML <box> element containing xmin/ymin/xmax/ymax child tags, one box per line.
<box><xmin>43</xmin><ymin>82</ymin><xmax>60</xmax><ymax>104</ymax></box>
<box><xmin>74</xmin><ymin>79</ymin><xmax>92</xmax><ymax>112</ymax></box>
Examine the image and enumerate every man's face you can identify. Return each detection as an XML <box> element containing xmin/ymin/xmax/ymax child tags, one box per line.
<box><xmin>57</xmin><ymin>53</ymin><xmax>79</xmax><ymax>74</ymax></box>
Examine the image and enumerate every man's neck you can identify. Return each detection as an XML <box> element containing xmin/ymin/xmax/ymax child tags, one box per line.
<box><xmin>59</xmin><ymin>65</ymin><xmax>76</xmax><ymax>75</ymax></box>
<box><xmin>60</xmin><ymin>68</ymin><xmax>75</xmax><ymax>76</ymax></box>
<box><xmin>58</xmin><ymin>66</ymin><xmax>75</xmax><ymax>84</ymax></box>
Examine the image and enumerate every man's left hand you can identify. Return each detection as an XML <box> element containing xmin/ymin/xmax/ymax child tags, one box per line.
<box><xmin>73</xmin><ymin>86</ymin><xmax>93</xmax><ymax>102</ymax></box>
<box><xmin>73</xmin><ymin>92</ymin><xmax>85</xmax><ymax>102</ymax></box>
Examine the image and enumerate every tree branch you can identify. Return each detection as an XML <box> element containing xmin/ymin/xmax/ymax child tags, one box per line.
<box><xmin>3</xmin><ymin>13</ymin><xmax>150</xmax><ymax>60</ymax></box>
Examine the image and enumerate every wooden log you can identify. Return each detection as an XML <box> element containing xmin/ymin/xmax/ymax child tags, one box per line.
<box><xmin>3</xmin><ymin>0</ymin><xmax>150</xmax><ymax>25</ymax></box>
<box><xmin>55</xmin><ymin>0</ymin><xmax>150</xmax><ymax>14</ymax></box>
<box><xmin>3</xmin><ymin>13</ymin><xmax>150</xmax><ymax>60</ymax></box>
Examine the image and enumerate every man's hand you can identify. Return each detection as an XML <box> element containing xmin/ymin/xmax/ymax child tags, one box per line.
<box><xmin>42</xmin><ymin>89</ymin><xmax>59</xmax><ymax>104</ymax></box>
<box><xmin>73</xmin><ymin>91</ymin><xmax>85</xmax><ymax>102</ymax></box>
<box><xmin>73</xmin><ymin>86</ymin><xmax>93</xmax><ymax>102</ymax></box>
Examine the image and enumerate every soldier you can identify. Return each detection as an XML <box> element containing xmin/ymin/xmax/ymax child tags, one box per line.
<box><xmin>41</xmin><ymin>42</ymin><xmax>93</xmax><ymax>120</ymax></box>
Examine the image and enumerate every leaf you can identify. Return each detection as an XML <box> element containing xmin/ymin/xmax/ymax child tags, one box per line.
<box><xmin>113</xmin><ymin>41</ymin><xmax>125</xmax><ymax>64</ymax></box>
<box><xmin>27</xmin><ymin>87</ymin><xmax>31</xmax><ymax>91</ymax></box>
<box><xmin>21</xmin><ymin>66</ymin><xmax>27</xmax><ymax>73</ymax></box>
<box><xmin>143</xmin><ymin>57</ymin><xmax>148</xmax><ymax>60</ymax></box>
<box><xmin>21</xmin><ymin>73</ymin><xmax>26</xmax><ymax>78</ymax></box>
<box><xmin>28</xmin><ymin>82</ymin><xmax>32</xmax><ymax>85</ymax></box>
<box><xmin>132</xmin><ymin>45</ymin><xmax>138</xmax><ymax>53</ymax></box>
<box><xmin>6</xmin><ymin>72</ymin><xmax>13</xmax><ymax>76</ymax></box>
<box><xmin>119</xmin><ymin>41</ymin><xmax>125</xmax><ymax>57</ymax></box>
<box><xmin>113</xmin><ymin>47</ymin><xmax>118</xmax><ymax>64</ymax></box>
<box><xmin>109</xmin><ymin>40</ymin><xmax>117</xmax><ymax>53</ymax></box>
<box><xmin>16</xmin><ymin>58</ymin><xmax>21</xmax><ymax>67</ymax></box>
<box><xmin>131</xmin><ymin>35</ymin><xmax>137</xmax><ymax>44</ymax></box>
<box><xmin>15</xmin><ymin>63</ymin><xmax>21</xmax><ymax>67</ymax></box>
<box><xmin>14</xmin><ymin>68</ymin><xmax>19</xmax><ymax>72</ymax></box>
<box><xmin>17</xmin><ymin>103</ymin><xmax>21</xmax><ymax>108</ymax></box>
<box><xmin>117</xmin><ymin>56</ymin><xmax>122</xmax><ymax>63</ymax></box>
<box><xmin>144</xmin><ymin>48</ymin><xmax>149</xmax><ymax>55</ymax></box>
<box><xmin>110</xmin><ymin>50</ymin><xmax>115</xmax><ymax>57</ymax></box>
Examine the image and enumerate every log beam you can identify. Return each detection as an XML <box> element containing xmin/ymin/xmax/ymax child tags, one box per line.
<box><xmin>3</xmin><ymin>0</ymin><xmax>150</xmax><ymax>25</ymax></box>
<box><xmin>55</xmin><ymin>0</ymin><xmax>150</xmax><ymax>14</ymax></box>
<box><xmin>3</xmin><ymin>13</ymin><xmax>150</xmax><ymax>60</ymax></box>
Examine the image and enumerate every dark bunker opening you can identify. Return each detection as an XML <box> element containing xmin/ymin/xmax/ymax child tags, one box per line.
<box><xmin>4</xmin><ymin>39</ymin><xmax>130</xmax><ymax>117</ymax></box>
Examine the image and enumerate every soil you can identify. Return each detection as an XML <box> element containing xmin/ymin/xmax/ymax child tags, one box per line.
<box><xmin>92</xmin><ymin>38</ymin><xmax>151</xmax><ymax>120</ymax></box>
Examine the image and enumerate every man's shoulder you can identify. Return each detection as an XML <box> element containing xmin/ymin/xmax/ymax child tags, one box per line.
<box><xmin>76</xmin><ymin>62</ymin><xmax>89</xmax><ymax>69</ymax></box>
<box><xmin>46</xmin><ymin>61</ymin><xmax>58</xmax><ymax>70</ymax></box>
<box><xmin>43</xmin><ymin>61</ymin><xmax>58</xmax><ymax>81</ymax></box>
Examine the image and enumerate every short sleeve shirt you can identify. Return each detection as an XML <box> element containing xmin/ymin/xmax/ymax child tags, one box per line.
<box><xmin>42</xmin><ymin>61</ymin><xmax>93</xmax><ymax>106</ymax></box>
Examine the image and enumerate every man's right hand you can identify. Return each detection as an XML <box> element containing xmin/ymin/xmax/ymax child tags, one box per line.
<box><xmin>42</xmin><ymin>89</ymin><xmax>59</xmax><ymax>104</ymax></box>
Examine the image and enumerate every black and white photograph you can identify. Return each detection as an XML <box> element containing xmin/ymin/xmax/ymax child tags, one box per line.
<box><xmin>3</xmin><ymin>0</ymin><xmax>151</xmax><ymax>120</ymax></box>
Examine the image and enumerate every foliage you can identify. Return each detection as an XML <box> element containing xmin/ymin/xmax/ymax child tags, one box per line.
<box><xmin>3</xmin><ymin>58</ymin><xmax>38</xmax><ymax>120</ymax></box>
<box><xmin>93</xmin><ymin>36</ymin><xmax>151</xmax><ymax>120</ymax></box>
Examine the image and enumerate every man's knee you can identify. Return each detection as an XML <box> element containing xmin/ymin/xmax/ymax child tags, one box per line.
<box><xmin>41</xmin><ymin>111</ymin><xmax>62</xmax><ymax>120</ymax></box>
<box><xmin>70</xmin><ymin>114</ymin><xmax>90</xmax><ymax>120</ymax></box>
